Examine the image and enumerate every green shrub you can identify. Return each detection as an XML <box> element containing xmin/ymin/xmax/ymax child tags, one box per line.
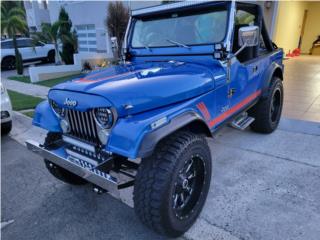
<box><xmin>59</xmin><ymin>7</ymin><xmax>77</xmax><ymax>65</ymax></box>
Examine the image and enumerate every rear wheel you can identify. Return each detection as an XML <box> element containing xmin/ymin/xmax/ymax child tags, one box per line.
<box><xmin>133</xmin><ymin>131</ymin><xmax>212</xmax><ymax>237</ymax></box>
<box><xmin>47</xmin><ymin>50</ymin><xmax>55</xmax><ymax>63</ymax></box>
<box><xmin>249</xmin><ymin>77</ymin><xmax>283</xmax><ymax>133</ymax></box>
<box><xmin>44</xmin><ymin>132</ymin><xmax>87</xmax><ymax>185</ymax></box>
<box><xmin>2</xmin><ymin>57</ymin><xmax>15</xmax><ymax>70</ymax></box>
<box><xmin>1</xmin><ymin>121</ymin><xmax>12</xmax><ymax>135</ymax></box>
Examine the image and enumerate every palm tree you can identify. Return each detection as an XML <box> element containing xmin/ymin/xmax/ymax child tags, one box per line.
<box><xmin>32</xmin><ymin>22</ymin><xmax>78</xmax><ymax>65</ymax></box>
<box><xmin>1</xmin><ymin>5</ymin><xmax>28</xmax><ymax>74</ymax></box>
<box><xmin>32</xmin><ymin>22</ymin><xmax>62</xmax><ymax>64</ymax></box>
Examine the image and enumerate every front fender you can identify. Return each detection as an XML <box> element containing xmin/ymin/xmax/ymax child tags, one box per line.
<box><xmin>137</xmin><ymin>111</ymin><xmax>205</xmax><ymax>158</ymax></box>
<box><xmin>32</xmin><ymin>100</ymin><xmax>61</xmax><ymax>132</ymax></box>
<box><xmin>106</xmin><ymin>95</ymin><xmax>212</xmax><ymax>159</ymax></box>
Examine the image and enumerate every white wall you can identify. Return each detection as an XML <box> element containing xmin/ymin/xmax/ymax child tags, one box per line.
<box><xmin>24</xmin><ymin>0</ymin><xmax>51</xmax><ymax>32</ymax></box>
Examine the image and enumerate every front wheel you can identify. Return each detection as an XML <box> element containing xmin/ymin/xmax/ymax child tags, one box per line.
<box><xmin>1</xmin><ymin>121</ymin><xmax>12</xmax><ymax>135</ymax></box>
<box><xmin>249</xmin><ymin>77</ymin><xmax>283</xmax><ymax>133</ymax></box>
<box><xmin>133</xmin><ymin>131</ymin><xmax>212</xmax><ymax>237</ymax></box>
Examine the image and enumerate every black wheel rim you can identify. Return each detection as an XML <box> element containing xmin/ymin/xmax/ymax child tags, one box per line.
<box><xmin>172</xmin><ymin>154</ymin><xmax>205</xmax><ymax>219</ymax></box>
<box><xmin>271</xmin><ymin>88</ymin><xmax>281</xmax><ymax>123</ymax></box>
<box><xmin>6</xmin><ymin>58</ymin><xmax>15</xmax><ymax>69</ymax></box>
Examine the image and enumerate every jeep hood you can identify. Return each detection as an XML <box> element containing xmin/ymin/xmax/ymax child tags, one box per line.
<box><xmin>51</xmin><ymin>61</ymin><xmax>218</xmax><ymax>116</ymax></box>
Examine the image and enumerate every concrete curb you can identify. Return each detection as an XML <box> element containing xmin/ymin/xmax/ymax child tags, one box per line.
<box><xmin>9</xmin><ymin>111</ymin><xmax>47</xmax><ymax>146</ymax></box>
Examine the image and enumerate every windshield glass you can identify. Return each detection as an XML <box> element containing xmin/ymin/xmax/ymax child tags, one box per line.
<box><xmin>131</xmin><ymin>6</ymin><xmax>228</xmax><ymax>48</ymax></box>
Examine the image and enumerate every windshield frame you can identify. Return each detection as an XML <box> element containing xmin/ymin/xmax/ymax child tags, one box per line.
<box><xmin>128</xmin><ymin>2</ymin><xmax>230</xmax><ymax>50</ymax></box>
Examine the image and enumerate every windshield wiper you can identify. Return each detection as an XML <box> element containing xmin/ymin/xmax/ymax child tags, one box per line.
<box><xmin>166</xmin><ymin>39</ymin><xmax>190</xmax><ymax>49</ymax></box>
<box><xmin>141</xmin><ymin>43</ymin><xmax>151</xmax><ymax>50</ymax></box>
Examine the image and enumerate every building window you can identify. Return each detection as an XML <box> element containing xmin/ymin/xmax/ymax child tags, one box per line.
<box><xmin>88</xmin><ymin>33</ymin><xmax>96</xmax><ymax>38</ymax></box>
<box><xmin>39</xmin><ymin>0</ymin><xmax>48</xmax><ymax>10</ymax></box>
<box><xmin>77</xmin><ymin>33</ymin><xmax>87</xmax><ymax>38</ymax></box>
<box><xmin>30</xmin><ymin>26</ymin><xmax>37</xmax><ymax>32</ymax></box>
<box><xmin>75</xmin><ymin>24</ymin><xmax>97</xmax><ymax>52</ymax></box>
<box><xmin>87</xmin><ymin>24</ymin><xmax>95</xmax><ymax>30</ymax></box>
<box><xmin>43</xmin><ymin>0</ymin><xmax>48</xmax><ymax>10</ymax></box>
<box><xmin>88</xmin><ymin>40</ymin><xmax>97</xmax><ymax>45</ymax></box>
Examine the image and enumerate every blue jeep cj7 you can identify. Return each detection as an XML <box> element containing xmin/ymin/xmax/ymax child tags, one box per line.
<box><xmin>27</xmin><ymin>1</ymin><xmax>284</xmax><ymax>237</ymax></box>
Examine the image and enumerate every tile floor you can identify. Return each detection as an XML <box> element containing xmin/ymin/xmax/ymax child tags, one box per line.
<box><xmin>282</xmin><ymin>55</ymin><xmax>320</xmax><ymax>122</ymax></box>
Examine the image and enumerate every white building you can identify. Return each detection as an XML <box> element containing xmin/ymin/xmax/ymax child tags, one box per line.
<box><xmin>24</xmin><ymin>1</ymin><xmax>160</xmax><ymax>60</ymax></box>
<box><xmin>24</xmin><ymin>0</ymin><xmax>51</xmax><ymax>33</ymax></box>
<box><xmin>48</xmin><ymin>1</ymin><xmax>160</xmax><ymax>57</ymax></box>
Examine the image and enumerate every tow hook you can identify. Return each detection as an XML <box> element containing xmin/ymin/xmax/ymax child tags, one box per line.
<box><xmin>93</xmin><ymin>186</ymin><xmax>107</xmax><ymax>194</ymax></box>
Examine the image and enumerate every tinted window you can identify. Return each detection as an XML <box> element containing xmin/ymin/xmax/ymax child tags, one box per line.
<box><xmin>235</xmin><ymin>10</ymin><xmax>255</xmax><ymax>26</ymax></box>
<box><xmin>131</xmin><ymin>7</ymin><xmax>228</xmax><ymax>48</ymax></box>
<box><xmin>17</xmin><ymin>39</ymin><xmax>33</xmax><ymax>48</ymax></box>
<box><xmin>1</xmin><ymin>41</ymin><xmax>14</xmax><ymax>49</ymax></box>
<box><xmin>36</xmin><ymin>41</ymin><xmax>44</xmax><ymax>46</ymax></box>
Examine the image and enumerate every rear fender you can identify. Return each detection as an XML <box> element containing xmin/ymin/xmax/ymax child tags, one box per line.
<box><xmin>260</xmin><ymin>61</ymin><xmax>283</xmax><ymax>99</ymax></box>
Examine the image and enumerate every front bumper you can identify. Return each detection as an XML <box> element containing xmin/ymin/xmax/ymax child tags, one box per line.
<box><xmin>26</xmin><ymin>140</ymin><xmax>129</xmax><ymax>194</ymax></box>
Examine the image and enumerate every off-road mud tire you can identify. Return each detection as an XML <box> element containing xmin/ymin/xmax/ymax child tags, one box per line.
<box><xmin>133</xmin><ymin>131</ymin><xmax>212</xmax><ymax>237</ymax></box>
<box><xmin>249</xmin><ymin>77</ymin><xmax>283</xmax><ymax>133</ymax></box>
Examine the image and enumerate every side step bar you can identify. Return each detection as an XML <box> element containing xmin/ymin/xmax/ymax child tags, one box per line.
<box><xmin>26</xmin><ymin>140</ymin><xmax>127</xmax><ymax>194</ymax></box>
<box><xmin>230</xmin><ymin>113</ymin><xmax>255</xmax><ymax>131</ymax></box>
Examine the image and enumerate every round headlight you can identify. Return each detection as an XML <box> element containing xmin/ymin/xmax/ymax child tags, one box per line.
<box><xmin>50</xmin><ymin>100</ymin><xmax>65</xmax><ymax>118</ymax></box>
<box><xmin>94</xmin><ymin>108</ymin><xmax>114</xmax><ymax>129</ymax></box>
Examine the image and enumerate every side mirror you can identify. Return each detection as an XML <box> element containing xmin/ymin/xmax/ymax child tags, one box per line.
<box><xmin>231</xmin><ymin>26</ymin><xmax>260</xmax><ymax>60</ymax></box>
<box><xmin>110</xmin><ymin>37</ymin><xmax>118</xmax><ymax>49</ymax></box>
<box><xmin>110</xmin><ymin>37</ymin><xmax>119</xmax><ymax>60</ymax></box>
<box><xmin>238</xmin><ymin>26</ymin><xmax>259</xmax><ymax>47</ymax></box>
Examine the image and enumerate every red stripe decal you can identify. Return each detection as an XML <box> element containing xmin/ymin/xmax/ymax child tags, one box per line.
<box><xmin>200</xmin><ymin>102</ymin><xmax>211</xmax><ymax>120</ymax></box>
<box><xmin>197</xmin><ymin>102</ymin><xmax>210</xmax><ymax>121</ymax></box>
<box><xmin>76</xmin><ymin>70</ymin><xmax>140</xmax><ymax>83</ymax></box>
<box><xmin>209</xmin><ymin>90</ymin><xmax>261</xmax><ymax>128</ymax></box>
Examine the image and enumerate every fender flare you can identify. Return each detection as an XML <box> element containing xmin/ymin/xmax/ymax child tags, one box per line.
<box><xmin>32</xmin><ymin>100</ymin><xmax>61</xmax><ymax>132</ymax></box>
<box><xmin>261</xmin><ymin>62</ymin><xmax>283</xmax><ymax>99</ymax></box>
<box><xmin>137</xmin><ymin>111</ymin><xmax>211</xmax><ymax>158</ymax></box>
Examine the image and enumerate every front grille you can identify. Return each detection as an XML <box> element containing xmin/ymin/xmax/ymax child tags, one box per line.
<box><xmin>66</xmin><ymin>109</ymin><xmax>100</xmax><ymax>145</ymax></box>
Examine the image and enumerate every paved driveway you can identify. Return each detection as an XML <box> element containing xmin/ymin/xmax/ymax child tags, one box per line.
<box><xmin>1</xmin><ymin>113</ymin><xmax>320</xmax><ymax>240</ymax></box>
<box><xmin>283</xmin><ymin>55</ymin><xmax>320</xmax><ymax>122</ymax></box>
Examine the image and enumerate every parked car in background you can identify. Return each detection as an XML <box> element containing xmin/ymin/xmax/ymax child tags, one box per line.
<box><xmin>1</xmin><ymin>82</ymin><xmax>13</xmax><ymax>135</ymax></box>
<box><xmin>1</xmin><ymin>38</ymin><xmax>55</xmax><ymax>69</ymax></box>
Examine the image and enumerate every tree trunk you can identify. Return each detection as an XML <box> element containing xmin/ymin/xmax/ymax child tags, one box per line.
<box><xmin>54</xmin><ymin>42</ymin><xmax>62</xmax><ymax>65</ymax></box>
<box><xmin>12</xmin><ymin>36</ymin><xmax>23</xmax><ymax>75</ymax></box>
